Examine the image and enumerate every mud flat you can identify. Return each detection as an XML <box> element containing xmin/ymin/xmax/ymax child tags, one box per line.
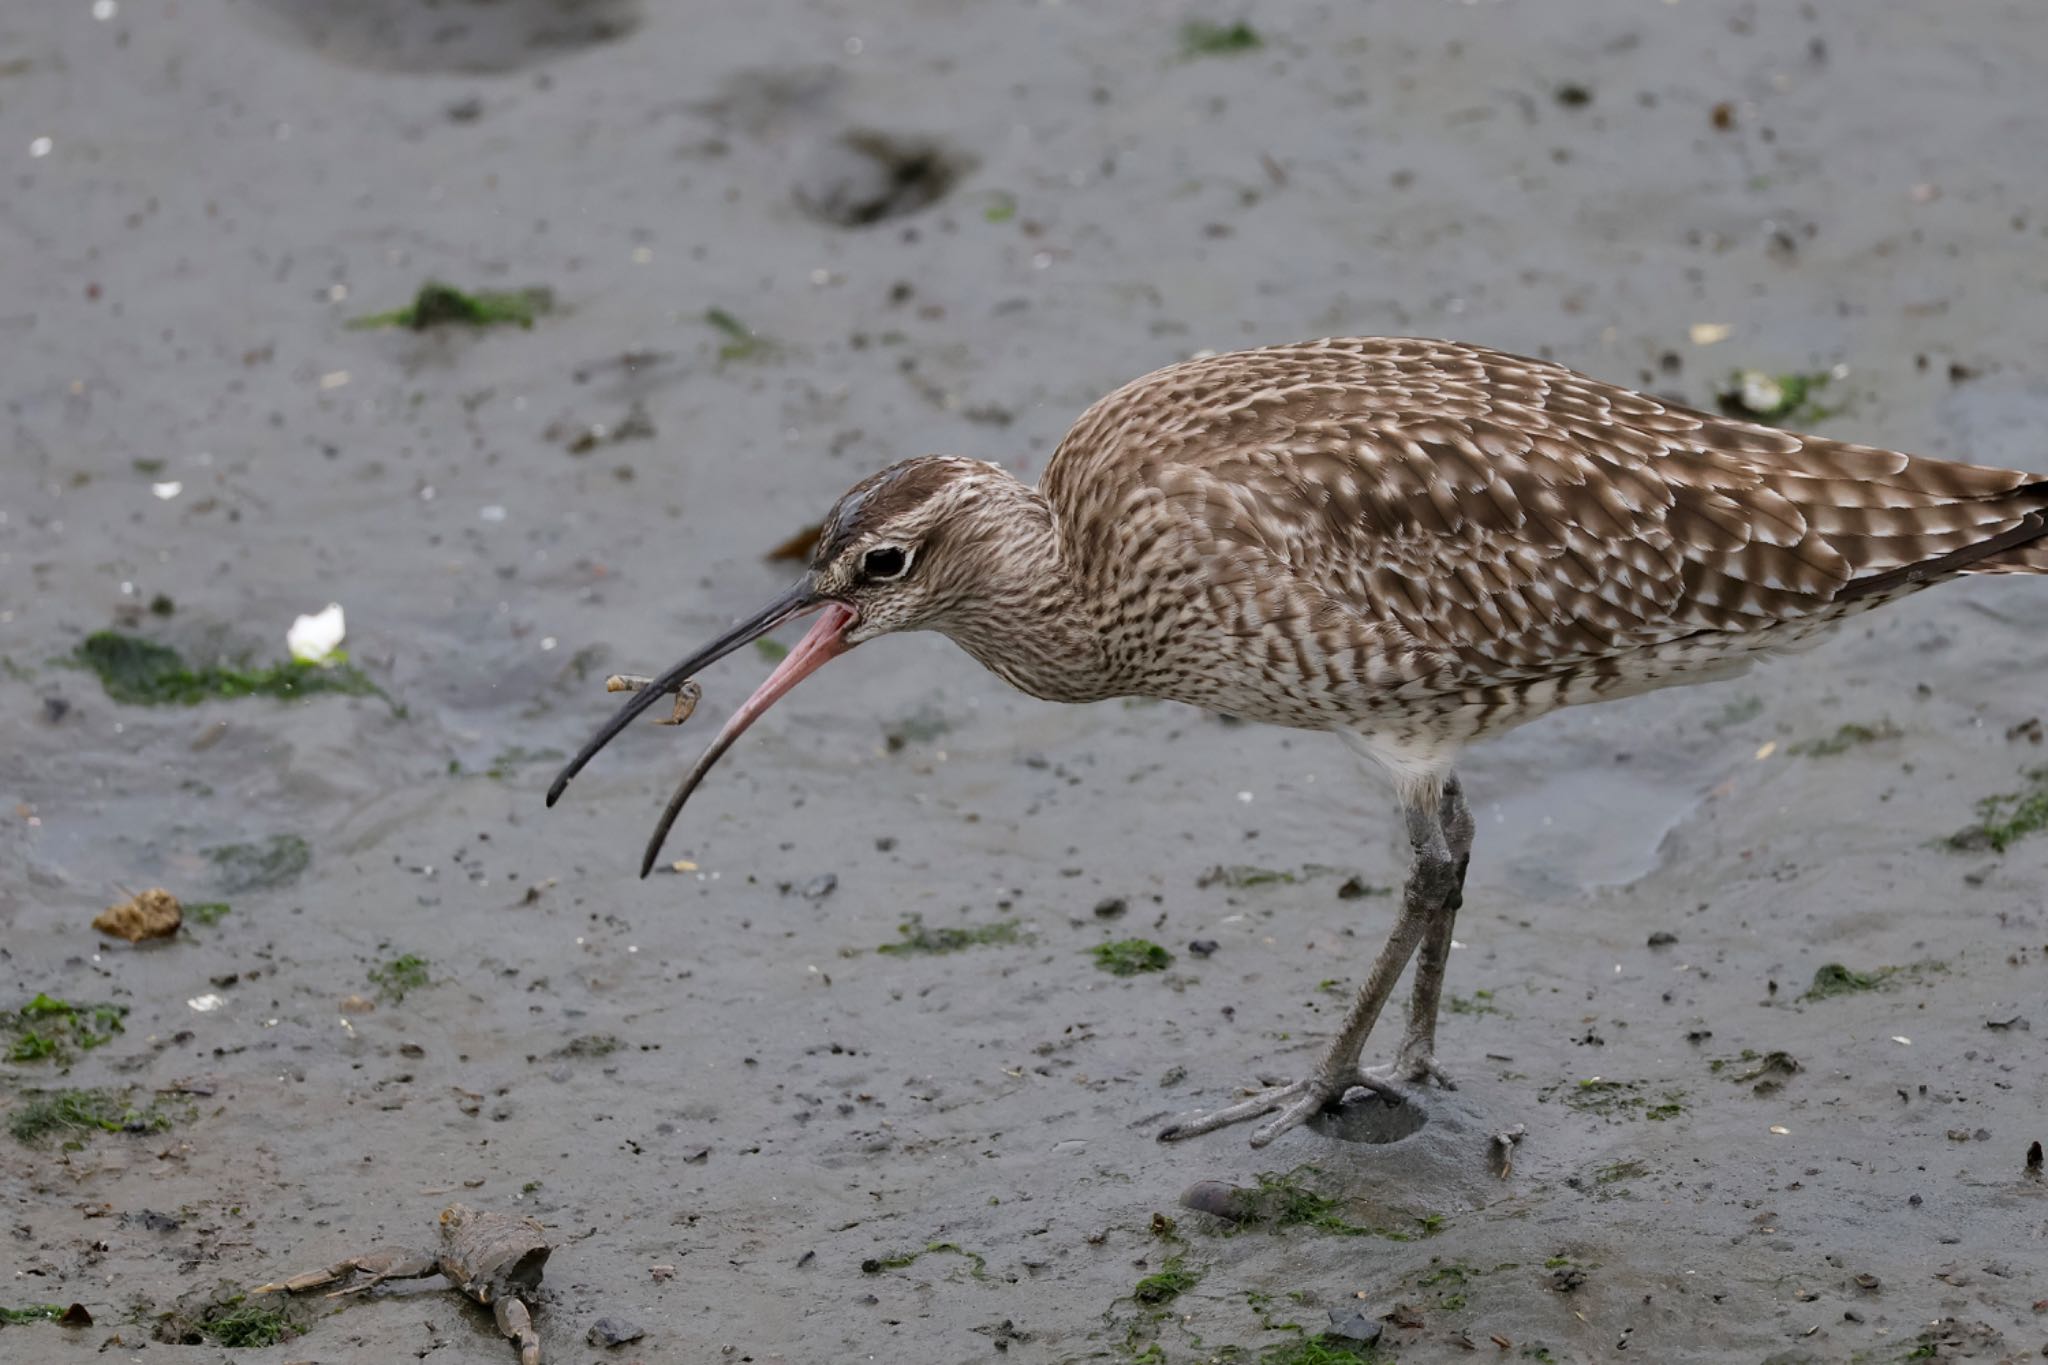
<box><xmin>3</xmin><ymin>2</ymin><xmax>2045</xmax><ymax>1360</ymax></box>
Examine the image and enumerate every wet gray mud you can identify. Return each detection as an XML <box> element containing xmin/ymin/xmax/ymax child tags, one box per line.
<box><xmin>4</xmin><ymin>2</ymin><xmax>2046</xmax><ymax>1361</ymax></box>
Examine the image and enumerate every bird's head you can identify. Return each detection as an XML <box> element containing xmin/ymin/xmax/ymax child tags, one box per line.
<box><xmin>805</xmin><ymin>455</ymin><xmax>1014</xmax><ymax>642</ymax></box>
<box><xmin>546</xmin><ymin>456</ymin><xmax>1030</xmax><ymax>874</ymax></box>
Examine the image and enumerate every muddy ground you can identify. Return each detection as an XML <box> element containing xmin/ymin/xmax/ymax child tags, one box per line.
<box><xmin>4</xmin><ymin>2</ymin><xmax>2047</xmax><ymax>1362</ymax></box>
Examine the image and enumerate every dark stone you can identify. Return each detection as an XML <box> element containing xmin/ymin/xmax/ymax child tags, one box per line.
<box><xmin>1178</xmin><ymin>1179</ymin><xmax>1257</xmax><ymax>1223</ymax></box>
<box><xmin>1093</xmin><ymin>897</ymin><xmax>1128</xmax><ymax>919</ymax></box>
<box><xmin>1647</xmin><ymin>931</ymin><xmax>1678</xmax><ymax>947</ymax></box>
<box><xmin>587</xmin><ymin>1317</ymin><xmax>646</xmax><ymax>1348</ymax></box>
<box><xmin>1187</xmin><ymin>939</ymin><xmax>1218</xmax><ymax>957</ymax></box>
<box><xmin>1326</xmin><ymin>1306</ymin><xmax>1383</xmax><ymax>1346</ymax></box>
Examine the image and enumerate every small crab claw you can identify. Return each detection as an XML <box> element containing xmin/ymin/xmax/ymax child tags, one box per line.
<box><xmin>252</xmin><ymin>1262</ymin><xmax>356</xmax><ymax>1296</ymax></box>
<box><xmin>495</xmin><ymin>1296</ymin><xmax>542</xmax><ymax>1365</ymax></box>
<box><xmin>546</xmin><ymin>578</ymin><xmax>820</xmax><ymax>808</ymax></box>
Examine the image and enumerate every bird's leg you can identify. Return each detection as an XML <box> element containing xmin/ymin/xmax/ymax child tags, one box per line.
<box><xmin>1365</xmin><ymin>772</ymin><xmax>1473</xmax><ymax>1090</ymax></box>
<box><xmin>1160</xmin><ymin>796</ymin><xmax>1455</xmax><ymax>1147</ymax></box>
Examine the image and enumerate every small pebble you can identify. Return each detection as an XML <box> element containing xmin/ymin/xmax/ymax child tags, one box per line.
<box><xmin>1326</xmin><ymin>1306</ymin><xmax>1383</xmax><ymax>1346</ymax></box>
<box><xmin>802</xmin><ymin>873</ymin><xmax>838</xmax><ymax>901</ymax></box>
<box><xmin>1178</xmin><ymin>1178</ymin><xmax>1257</xmax><ymax>1223</ymax></box>
<box><xmin>1646</xmin><ymin>930</ymin><xmax>1678</xmax><ymax>947</ymax></box>
<box><xmin>1093</xmin><ymin>897</ymin><xmax>1128</xmax><ymax>919</ymax></box>
<box><xmin>587</xmin><ymin>1317</ymin><xmax>646</xmax><ymax>1348</ymax></box>
<box><xmin>1188</xmin><ymin>939</ymin><xmax>1219</xmax><ymax>957</ymax></box>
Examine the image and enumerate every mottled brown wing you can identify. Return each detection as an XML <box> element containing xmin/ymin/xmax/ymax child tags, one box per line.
<box><xmin>1050</xmin><ymin>338</ymin><xmax>2047</xmax><ymax>681</ymax></box>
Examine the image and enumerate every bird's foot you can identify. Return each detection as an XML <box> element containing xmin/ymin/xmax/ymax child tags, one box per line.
<box><xmin>1159</xmin><ymin>1070</ymin><xmax>1401</xmax><ymax>1147</ymax></box>
<box><xmin>1363</xmin><ymin>1048</ymin><xmax>1457</xmax><ymax>1092</ymax></box>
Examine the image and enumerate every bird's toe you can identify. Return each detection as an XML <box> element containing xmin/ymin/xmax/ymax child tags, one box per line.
<box><xmin>1159</xmin><ymin>1077</ymin><xmax>1322</xmax><ymax>1144</ymax></box>
<box><xmin>1363</xmin><ymin>1052</ymin><xmax>1456</xmax><ymax>1093</ymax></box>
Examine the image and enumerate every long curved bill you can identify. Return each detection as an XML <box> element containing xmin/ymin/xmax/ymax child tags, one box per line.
<box><xmin>545</xmin><ymin>580</ymin><xmax>861</xmax><ymax>877</ymax></box>
<box><xmin>629</xmin><ymin>598</ymin><xmax>857</xmax><ymax>876</ymax></box>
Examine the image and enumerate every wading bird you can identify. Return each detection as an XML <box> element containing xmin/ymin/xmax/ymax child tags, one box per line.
<box><xmin>548</xmin><ymin>337</ymin><xmax>2046</xmax><ymax>1146</ymax></box>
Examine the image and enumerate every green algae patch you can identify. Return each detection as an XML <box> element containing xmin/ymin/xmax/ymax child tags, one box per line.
<box><xmin>201</xmin><ymin>1299</ymin><xmax>297</xmax><ymax>1348</ymax></box>
<box><xmin>349</xmin><ymin>281</ymin><xmax>552</xmax><ymax>331</ymax></box>
<box><xmin>1181</xmin><ymin>20</ymin><xmax>1262</xmax><ymax>57</ymax></box>
<box><xmin>369</xmin><ymin>954</ymin><xmax>431</xmax><ymax>1003</ymax></box>
<box><xmin>1091</xmin><ymin>939</ymin><xmax>1172</xmax><ymax>976</ymax></box>
<box><xmin>1804</xmin><ymin>960</ymin><xmax>1946</xmax><ymax>1001</ymax></box>
<box><xmin>5</xmin><ymin>1032</ymin><xmax>61</xmax><ymax>1064</ymax></box>
<box><xmin>1445</xmin><ymin>989</ymin><xmax>1503</xmax><ymax>1016</ymax></box>
<box><xmin>1805</xmin><ymin>963</ymin><xmax>1893</xmax><ymax>999</ymax></box>
<box><xmin>1189</xmin><ymin>1167</ymin><xmax>1429</xmax><ymax>1241</ymax></box>
<box><xmin>8</xmin><ymin>1087</ymin><xmax>175</xmax><ymax>1146</ymax></box>
<box><xmin>0</xmin><ymin>1304</ymin><xmax>66</xmax><ymax>1324</ymax></box>
<box><xmin>1259</xmin><ymin>1335</ymin><xmax>1390</xmax><ymax>1364</ymax></box>
<box><xmin>4</xmin><ymin>995</ymin><xmax>126</xmax><ymax>1064</ymax></box>
<box><xmin>704</xmin><ymin>307</ymin><xmax>775</xmax><ymax>364</ymax></box>
<box><xmin>74</xmin><ymin>632</ymin><xmax>380</xmax><ymax>707</ymax></box>
<box><xmin>860</xmin><ymin>1241</ymin><xmax>988</xmax><ymax>1280</ymax></box>
<box><xmin>1716</xmin><ymin>368</ymin><xmax>1838</xmax><ymax>425</ymax></box>
<box><xmin>1947</xmin><ymin>769</ymin><xmax>2048</xmax><ymax>853</ymax></box>
<box><xmin>1133</xmin><ymin>1254</ymin><xmax>1199</xmax><ymax>1305</ymax></box>
<box><xmin>155</xmin><ymin>1293</ymin><xmax>305</xmax><ymax>1349</ymax></box>
<box><xmin>876</xmin><ymin>914</ymin><xmax>1021</xmax><ymax>956</ymax></box>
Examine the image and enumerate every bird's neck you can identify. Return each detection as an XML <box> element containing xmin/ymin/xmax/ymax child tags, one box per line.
<box><xmin>933</xmin><ymin>481</ymin><xmax>1115</xmax><ymax>703</ymax></box>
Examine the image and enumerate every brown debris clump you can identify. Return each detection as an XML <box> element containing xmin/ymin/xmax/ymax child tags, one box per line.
<box><xmin>93</xmin><ymin>888</ymin><xmax>183</xmax><ymax>942</ymax></box>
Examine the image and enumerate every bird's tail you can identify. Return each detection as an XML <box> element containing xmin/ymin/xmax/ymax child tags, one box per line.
<box><xmin>1965</xmin><ymin>501</ymin><xmax>2048</xmax><ymax>574</ymax></box>
<box><xmin>1832</xmin><ymin>475</ymin><xmax>2048</xmax><ymax>602</ymax></box>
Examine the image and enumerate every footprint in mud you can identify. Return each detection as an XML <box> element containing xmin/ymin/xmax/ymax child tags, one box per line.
<box><xmin>242</xmin><ymin>0</ymin><xmax>641</xmax><ymax>74</ymax></box>
<box><xmin>794</xmin><ymin>130</ymin><xmax>976</xmax><ymax>228</ymax></box>
<box><xmin>1309</xmin><ymin>1090</ymin><xmax>1430</xmax><ymax>1146</ymax></box>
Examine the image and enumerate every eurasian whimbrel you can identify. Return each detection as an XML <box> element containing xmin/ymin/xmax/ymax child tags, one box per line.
<box><xmin>548</xmin><ymin>337</ymin><xmax>2048</xmax><ymax>1147</ymax></box>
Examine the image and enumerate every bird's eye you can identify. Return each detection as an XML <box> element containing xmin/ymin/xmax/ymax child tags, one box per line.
<box><xmin>862</xmin><ymin>546</ymin><xmax>910</xmax><ymax>581</ymax></box>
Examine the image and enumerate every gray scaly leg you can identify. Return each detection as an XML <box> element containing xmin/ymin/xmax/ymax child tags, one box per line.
<box><xmin>1365</xmin><ymin>772</ymin><xmax>1472</xmax><ymax>1091</ymax></box>
<box><xmin>1160</xmin><ymin>793</ymin><xmax>1462</xmax><ymax>1147</ymax></box>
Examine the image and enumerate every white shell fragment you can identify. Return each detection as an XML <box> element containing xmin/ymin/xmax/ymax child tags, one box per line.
<box><xmin>288</xmin><ymin>603</ymin><xmax>348</xmax><ymax>665</ymax></box>
<box><xmin>1737</xmin><ymin>370</ymin><xmax>1785</xmax><ymax>414</ymax></box>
